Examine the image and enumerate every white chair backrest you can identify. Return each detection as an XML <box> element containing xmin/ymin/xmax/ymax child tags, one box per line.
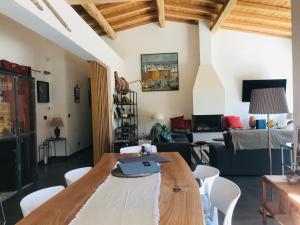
<box><xmin>192</xmin><ymin>165</ymin><xmax>220</xmax><ymax>197</ymax></box>
<box><xmin>120</xmin><ymin>145</ymin><xmax>157</xmax><ymax>154</ymax></box>
<box><xmin>0</xmin><ymin>199</ymin><xmax>5</xmax><ymax>225</ymax></box>
<box><xmin>64</xmin><ymin>167</ymin><xmax>92</xmax><ymax>186</ymax></box>
<box><xmin>209</xmin><ymin>177</ymin><xmax>241</xmax><ymax>225</ymax></box>
<box><xmin>20</xmin><ymin>186</ymin><xmax>64</xmax><ymax>217</ymax></box>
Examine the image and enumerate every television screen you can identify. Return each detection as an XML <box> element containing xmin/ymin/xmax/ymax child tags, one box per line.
<box><xmin>242</xmin><ymin>79</ymin><xmax>286</xmax><ymax>102</ymax></box>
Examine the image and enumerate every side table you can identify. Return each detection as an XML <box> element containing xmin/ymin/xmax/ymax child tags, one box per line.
<box><xmin>46</xmin><ymin>137</ymin><xmax>67</xmax><ymax>157</ymax></box>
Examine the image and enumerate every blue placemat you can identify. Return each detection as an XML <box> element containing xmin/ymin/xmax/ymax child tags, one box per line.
<box><xmin>118</xmin><ymin>160</ymin><xmax>161</xmax><ymax>176</ymax></box>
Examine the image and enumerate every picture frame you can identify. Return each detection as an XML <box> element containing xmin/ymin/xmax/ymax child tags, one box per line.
<box><xmin>37</xmin><ymin>81</ymin><xmax>49</xmax><ymax>103</ymax></box>
<box><xmin>141</xmin><ymin>53</ymin><xmax>179</xmax><ymax>92</ymax></box>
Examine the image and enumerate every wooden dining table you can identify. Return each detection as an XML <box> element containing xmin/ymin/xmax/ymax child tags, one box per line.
<box><xmin>16</xmin><ymin>152</ymin><xmax>205</xmax><ymax>225</ymax></box>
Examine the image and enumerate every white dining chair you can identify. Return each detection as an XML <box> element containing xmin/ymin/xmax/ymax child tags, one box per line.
<box><xmin>192</xmin><ymin>165</ymin><xmax>220</xmax><ymax>197</ymax></box>
<box><xmin>20</xmin><ymin>186</ymin><xmax>65</xmax><ymax>217</ymax></box>
<box><xmin>206</xmin><ymin>177</ymin><xmax>241</xmax><ymax>225</ymax></box>
<box><xmin>64</xmin><ymin>167</ymin><xmax>92</xmax><ymax>186</ymax></box>
<box><xmin>120</xmin><ymin>145</ymin><xmax>157</xmax><ymax>154</ymax></box>
<box><xmin>0</xmin><ymin>198</ymin><xmax>5</xmax><ymax>225</ymax></box>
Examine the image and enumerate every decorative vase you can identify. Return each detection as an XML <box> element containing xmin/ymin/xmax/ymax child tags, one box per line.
<box><xmin>54</xmin><ymin>127</ymin><xmax>60</xmax><ymax>139</ymax></box>
<box><xmin>249</xmin><ymin>116</ymin><xmax>256</xmax><ymax>129</ymax></box>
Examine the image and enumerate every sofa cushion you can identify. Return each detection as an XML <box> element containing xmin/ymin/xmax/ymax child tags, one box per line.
<box><xmin>170</xmin><ymin>115</ymin><xmax>185</xmax><ymax>130</ymax></box>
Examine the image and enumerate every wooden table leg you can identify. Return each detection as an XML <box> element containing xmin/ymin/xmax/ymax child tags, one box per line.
<box><xmin>262</xmin><ymin>178</ymin><xmax>267</xmax><ymax>224</ymax></box>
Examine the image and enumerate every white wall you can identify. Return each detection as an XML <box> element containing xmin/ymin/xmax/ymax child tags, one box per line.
<box><xmin>0</xmin><ymin>14</ymin><xmax>92</xmax><ymax>158</ymax></box>
<box><xmin>212</xmin><ymin>29</ymin><xmax>293</xmax><ymax>127</ymax></box>
<box><xmin>103</xmin><ymin>22</ymin><xmax>200</xmax><ymax>135</ymax></box>
<box><xmin>65</xmin><ymin>53</ymin><xmax>92</xmax><ymax>154</ymax></box>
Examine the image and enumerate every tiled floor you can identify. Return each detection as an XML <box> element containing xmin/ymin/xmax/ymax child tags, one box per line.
<box><xmin>3</xmin><ymin>149</ymin><xmax>278</xmax><ymax>225</ymax></box>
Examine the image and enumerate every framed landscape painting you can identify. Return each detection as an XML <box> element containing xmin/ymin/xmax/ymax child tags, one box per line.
<box><xmin>141</xmin><ymin>53</ymin><xmax>179</xmax><ymax>92</ymax></box>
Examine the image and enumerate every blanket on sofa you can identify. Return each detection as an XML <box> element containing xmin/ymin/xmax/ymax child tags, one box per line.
<box><xmin>231</xmin><ymin>129</ymin><xmax>293</xmax><ymax>151</ymax></box>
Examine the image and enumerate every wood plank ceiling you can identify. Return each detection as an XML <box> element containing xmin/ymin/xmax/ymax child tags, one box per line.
<box><xmin>68</xmin><ymin>0</ymin><xmax>291</xmax><ymax>39</ymax></box>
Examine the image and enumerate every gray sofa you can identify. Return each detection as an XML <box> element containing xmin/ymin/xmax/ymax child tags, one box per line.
<box><xmin>209</xmin><ymin>143</ymin><xmax>292</xmax><ymax>176</ymax></box>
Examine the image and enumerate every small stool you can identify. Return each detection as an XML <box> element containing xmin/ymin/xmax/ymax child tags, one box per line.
<box><xmin>193</xmin><ymin>141</ymin><xmax>209</xmax><ymax>164</ymax></box>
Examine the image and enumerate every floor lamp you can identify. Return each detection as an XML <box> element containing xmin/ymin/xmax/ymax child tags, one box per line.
<box><xmin>249</xmin><ymin>88</ymin><xmax>289</xmax><ymax>175</ymax></box>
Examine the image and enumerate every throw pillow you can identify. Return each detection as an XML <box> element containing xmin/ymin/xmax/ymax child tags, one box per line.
<box><xmin>160</xmin><ymin>126</ymin><xmax>174</xmax><ymax>143</ymax></box>
<box><xmin>170</xmin><ymin>115</ymin><xmax>185</xmax><ymax>130</ymax></box>
<box><xmin>183</xmin><ymin>119</ymin><xmax>192</xmax><ymax>130</ymax></box>
<box><xmin>224</xmin><ymin>116</ymin><xmax>243</xmax><ymax>129</ymax></box>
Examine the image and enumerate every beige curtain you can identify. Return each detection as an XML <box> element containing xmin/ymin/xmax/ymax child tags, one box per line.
<box><xmin>89</xmin><ymin>61</ymin><xmax>112</xmax><ymax>164</ymax></box>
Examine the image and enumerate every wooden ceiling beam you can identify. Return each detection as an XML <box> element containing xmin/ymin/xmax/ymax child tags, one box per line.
<box><xmin>197</xmin><ymin>0</ymin><xmax>226</xmax><ymax>5</ymax></box>
<box><xmin>82</xmin><ymin>3</ymin><xmax>116</xmax><ymax>39</ymax></box>
<box><xmin>223</xmin><ymin>18</ymin><xmax>291</xmax><ymax>36</ymax></box>
<box><xmin>96</xmin><ymin>18</ymin><xmax>157</xmax><ymax>35</ymax></box>
<box><xmin>236</xmin><ymin>1</ymin><xmax>290</xmax><ymax>14</ymax></box>
<box><xmin>115</xmin><ymin>18</ymin><xmax>157</xmax><ymax>32</ymax></box>
<box><xmin>166</xmin><ymin>16</ymin><xmax>198</xmax><ymax>25</ymax></box>
<box><xmin>105</xmin><ymin>5</ymin><xmax>155</xmax><ymax>23</ymax></box>
<box><xmin>229</xmin><ymin>11</ymin><xmax>291</xmax><ymax>25</ymax></box>
<box><xmin>166</xmin><ymin>10</ymin><xmax>212</xmax><ymax>22</ymax></box>
<box><xmin>156</xmin><ymin>0</ymin><xmax>165</xmax><ymax>27</ymax></box>
<box><xmin>68</xmin><ymin>0</ymin><xmax>150</xmax><ymax>5</ymax></box>
<box><xmin>165</xmin><ymin>1</ymin><xmax>219</xmax><ymax>15</ymax></box>
<box><xmin>228</xmin><ymin>13</ymin><xmax>291</xmax><ymax>30</ymax></box>
<box><xmin>210</xmin><ymin>0</ymin><xmax>237</xmax><ymax>32</ymax></box>
<box><xmin>222</xmin><ymin>24</ymin><xmax>291</xmax><ymax>38</ymax></box>
<box><xmin>98</xmin><ymin>2</ymin><xmax>137</xmax><ymax>14</ymax></box>
<box><xmin>110</xmin><ymin>13</ymin><xmax>157</xmax><ymax>29</ymax></box>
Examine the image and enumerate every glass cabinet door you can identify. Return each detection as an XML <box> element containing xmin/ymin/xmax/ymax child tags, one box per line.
<box><xmin>0</xmin><ymin>73</ymin><xmax>18</xmax><ymax>192</ymax></box>
<box><xmin>17</xmin><ymin>77</ymin><xmax>36</xmax><ymax>189</ymax></box>
<box><xmin>0</xmin><ymin>74</ymin><xmax>15</xmax><ymax>139</ymax></box>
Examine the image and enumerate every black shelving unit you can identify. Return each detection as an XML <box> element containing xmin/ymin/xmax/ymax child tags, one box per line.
<box><xmin>113</xmin><ymin>90</ymin><xmax>138</xmax><ymax>151</ymax></box>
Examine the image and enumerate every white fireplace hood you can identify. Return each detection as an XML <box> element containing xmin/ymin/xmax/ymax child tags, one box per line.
<box><xmin>193</xmin><ymin>22</ymin><xmax>225</xmax><ymax>115</ymax></box>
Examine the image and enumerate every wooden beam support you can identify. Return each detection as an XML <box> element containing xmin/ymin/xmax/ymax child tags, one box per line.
<box><xmin>211</xmin><ymin>0</ymin><xmax>237</xmax><ymax>32</ymax></box>
<box><xmin>82</xmin><ymin>3</ymin><xmax>116</xmax><ymax>39</ymax></box>
<box><xmin>156</xmin><ymin>0</ymin><xmax>165</xmax><ymax>27</ymax></box>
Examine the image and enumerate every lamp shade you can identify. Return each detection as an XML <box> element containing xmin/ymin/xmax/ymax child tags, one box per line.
<box><xmin>50</xmin><ymin>117</ymin><xmax>64</xmax><ymax>127</ymax></box>
<box><xmin>249</xmin><ymin>88</ymin><xmax>289</xmax><ymax>114</ymax></box>
<box><xmin>152</xmin><ymin>113</ymin><xmax>165</xmax><ymax>120</ymax></box>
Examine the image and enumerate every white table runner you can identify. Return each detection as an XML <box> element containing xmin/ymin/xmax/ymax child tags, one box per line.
<box><xmin>69</xmin><ymin>172</ymin><xmax>161</xmax><ymax>225</ymax></box>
